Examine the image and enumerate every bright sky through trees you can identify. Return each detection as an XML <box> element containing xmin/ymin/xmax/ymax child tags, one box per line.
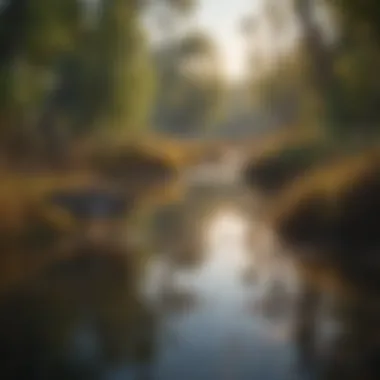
<box><xmin>196</xmin><ymin>0</ymin><xmax>255</xmax><ymax>81</ymax></box>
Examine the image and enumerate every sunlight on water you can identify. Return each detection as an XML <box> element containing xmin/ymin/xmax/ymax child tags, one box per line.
<box><xmin>206</xmin><ymin>208</ymin><xmax>249</xmax><ymax>252</ymax></box>
<box><xmin>196</xmin><ymin>209</ymin><xmax>252</xmax><ymax>302</ymax></box>
<box><xmin>140</xmin><ymin>207</ymin><xmax>300</xmax><ymax>380</ymax></box>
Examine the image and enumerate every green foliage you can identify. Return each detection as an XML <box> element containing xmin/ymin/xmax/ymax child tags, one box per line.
<box><xmin>249</xmin><ymin>0</ymin><xmax>380</xmax><ymax>139</ymax></box>
<box><xmin>332</xmin><ymin>0</ymin><xmax>380</xmax><ymax>42</ymax></box>
<box><xmin>0</xmin><ymin>0</ymin><xmax>82</xmax><ymax>154</ymax></box>
<box><xmin>0</xmin><ymin>0</ymin><xmax>224</xmax><ymax>157</ymax></box>
<box><xmin>96</xmin><ymin>0</ymin><xmax>155</xmax><ymax>134</ymax></box>
<box><xmin>165</xmin><ymin>0</ymin><xmax>197</xmax><ymax>14</ymax></box>
<box><xmin>26</xmin><ymin>0</ymin><xmax>82</xmax><ymax>65</ymax></box>
<box><xmin>0</xmin><ymin>0</ymin><xmax>158</xmax><ymax>159</ymax></box>
<box><xmin>251</xmin><ymin>47</ymin><xmax>321</xmax><ymax>129</ymax></box>
<box><xmin>0</xmin><ymin>0</ymin><xmax>81</xmax><ymax>65</ymax></box>
<box><xmin>154</xmin><ymin>32</ymin><xmax>225</xmax><ymax>135</ymax></box>
<box><xmin>328</xmin><ymin>4</ymin><xmax>380</xmax><ymax>134</ymax></box>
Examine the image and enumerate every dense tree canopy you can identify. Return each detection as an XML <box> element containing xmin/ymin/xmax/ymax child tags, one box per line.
<box><xmin>153</xmin><ymin>31</ymin><xmax>225</xmax><ymax>136</ymax></box>
<box><xmin>247</xmin><ymin>0</ymin><xmax>380</xmax><ymax>139</ymax></box>
<box><xmin>0</xmin><ymin>0</ymin><xmax>227</xmax><ymax>161</ymax></box>
<box><xmin>0</xmin><ymin>0</ymin><xmax>160</xmax><ymax>164</ymax></box>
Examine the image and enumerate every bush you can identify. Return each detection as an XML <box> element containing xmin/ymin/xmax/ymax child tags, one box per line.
<box><xmin>270</xmin><ymin>148</ymin><xmax>380</xmax><ymax>296</ymax></box>
<box><xmin>243</xmin><ymin>140</ymin><xmax>335</xmax><ymax>197</ymax></box>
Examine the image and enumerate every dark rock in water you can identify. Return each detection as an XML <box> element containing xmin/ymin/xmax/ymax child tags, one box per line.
<box><xmin>48</xmin><ymin>189</ymin><xmax>134</xmax><ymax>220</ymax></box>
<box><xmin>92</xmin><ymin>148</ymin><xmax>178</xmax><ymax>191</ymax></box>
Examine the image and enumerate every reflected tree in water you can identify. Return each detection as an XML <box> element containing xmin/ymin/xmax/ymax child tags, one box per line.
<box><xmin>0</xmin><ymin>243</ymin><xmax>158</xmax><ymax>380</ymax></box>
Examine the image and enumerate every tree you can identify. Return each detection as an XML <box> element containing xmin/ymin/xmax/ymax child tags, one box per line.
<box><xmin>327</xmin><ymin>0</ymin><xmax>380</xmax><ymax>135</ymax></box>
<box><xmin>293</xmin><ymin>0</ymin><xmax>346</xmax><ymax>135</ymax></box>
<box><xmin>0</xmin><ymin>0</ymin><xmax>158</xmax><ymax>163</ymax></box>
<box><xmin>246</xmin><ymin>0</ymin><xmax>380</xmax><ymax>139</ymax></box>
<box><xmin>94</xmin><ymin>0</ymin><xmax>155</xmax><ymax>135</ymax></box>
<box><xmin>143</xmin><ymin>0</ymin><xmax>197</xmax><ymax>42</ymax></box>
<box><xmin>292</xmin><ymin>0</ymin><xmax>380</xmax><ymax>137</ymax></box>
<box><xmin>153</xmin><ymin>31</ymin><xmax>225</xmax><ymax>136</ymax></box>
<box><xmin>332</xmin><ymin>0</ymin><xmax>380</xmax><ymax>43</ymax></box>
<box><xmin>0</xmin><ymin>0</ymin><xmax>83</xmax><ymax>156</ymax></box>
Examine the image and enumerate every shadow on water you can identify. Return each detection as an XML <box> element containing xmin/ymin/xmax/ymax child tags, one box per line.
<box><xmin>0</xmin><ymin>184</ymin><xmax>323</xmax><ymax>380</ymax></box>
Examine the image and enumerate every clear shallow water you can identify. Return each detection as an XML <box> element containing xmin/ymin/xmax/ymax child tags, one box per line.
<box><xmin>0</xmin><ymin>201</ymin><xmax>310</xmax><ymax>380</ymax></box>
<box><xmin>108</xmin><ymin>210</ymin><xmax>303</xmax><ymax>380</ymax></box>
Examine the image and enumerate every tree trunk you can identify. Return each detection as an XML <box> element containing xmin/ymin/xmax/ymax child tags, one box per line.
<box><xmin>294</xmin><ymin>0</ymin><xmax>344</xmax><ymax>136</ymax></box>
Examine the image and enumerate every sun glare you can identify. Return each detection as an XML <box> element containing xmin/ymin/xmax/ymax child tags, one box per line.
<box><xmin>206</xmin><ymin>209</ymin><xmax>249</xmax><ymax>252</ymax></box>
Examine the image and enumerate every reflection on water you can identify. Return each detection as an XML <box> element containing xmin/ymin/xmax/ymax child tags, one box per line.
<box><xmin>0</xmin><ymin>192</ymin><xmax>306</xmax><ymax>380</ymax></box>
<box><xmin>143</xmin><ymin>207</ymin><xmax>300</xmax><ymax>380</ymax></box>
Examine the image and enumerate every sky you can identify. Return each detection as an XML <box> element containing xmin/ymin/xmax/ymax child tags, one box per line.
<box><xmin>195</xmin><ymin>0</ymin><xmax>258</xmax><ymax>81</ymax></box>
<box><xmin>142</xmin><ymin>0</ymin><xmax>265</xmax><ymax>82</ymax></box>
